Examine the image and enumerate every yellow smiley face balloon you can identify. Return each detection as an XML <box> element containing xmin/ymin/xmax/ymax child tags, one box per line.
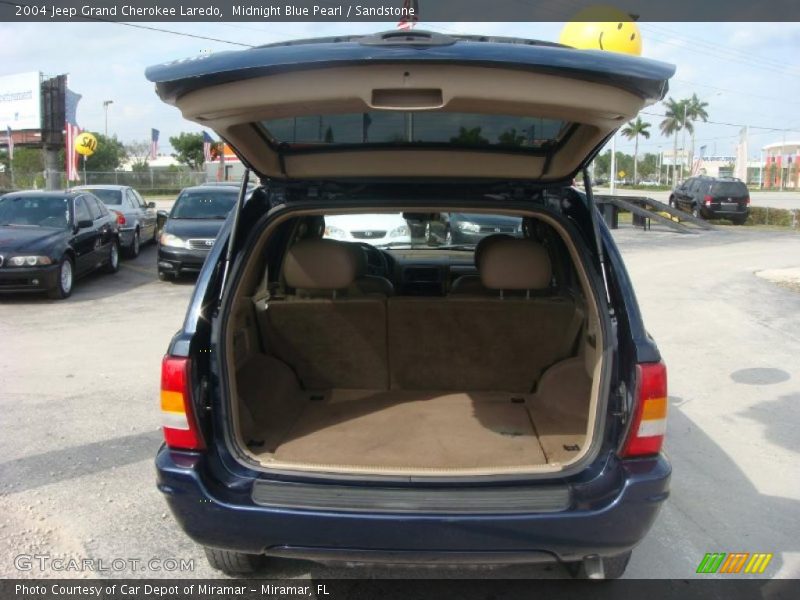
<box><xmin>75</xmin><ymin>132</ymin><xmax>98</xmax><ymax>157</ymax></box>
<box><xmin>559</xmin><ymin>6</ymin><xmax>642</xmax><ymax>56</ymax></box>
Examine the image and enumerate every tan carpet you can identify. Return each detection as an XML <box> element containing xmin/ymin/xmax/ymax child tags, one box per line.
<box><xmin>262</xmin><ymin>390</ymin><xmax>549</xmax><ymax>470</ymax></box>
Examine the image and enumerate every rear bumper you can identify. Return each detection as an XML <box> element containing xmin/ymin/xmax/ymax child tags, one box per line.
<box><xmin>703</xmin><ymin>206</ymin><xmax>748</xmax><ymax>219</ymax></box>
<box><xmin>157</xmin><ymin>246</ymin><xmax>211</xmax><ymax>275</ymax></box>
<box><xmin>156</xmin><ymin>447</ymin><xmax>670</xmax><ymax>563</ymax></box>
<box><xmin>0</xmin><ymin>264</ymin><xmax>60</xmax><ymax>293</ymax></box>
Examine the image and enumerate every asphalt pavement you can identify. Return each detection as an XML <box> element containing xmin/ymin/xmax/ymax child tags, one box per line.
<box><xmin>0</xmin><ymin>224</ymin><xmax>798</xmax><ymax>583</ymax></box>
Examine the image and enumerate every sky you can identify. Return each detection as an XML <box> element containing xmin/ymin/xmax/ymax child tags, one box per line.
<box><xmin>1</xmin><ymin>20</ymin><xmax>799</xmax><ymax>159</ymax></box>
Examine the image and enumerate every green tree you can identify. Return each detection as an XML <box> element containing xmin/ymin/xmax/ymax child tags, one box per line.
<box><xmin>10</xmin><ymin>147</ymin><xmax>45</xmax><ymax>188</ymax></box>
<box><xmin>620</xmin><ymin>117</ymin><xmax>651</xmax><ymax>184</ymax></box>
<box><xmin>685</xmin><ymin>93</ymin><xmax>709</xmax><ymax>172</ymax></box>
<box><xmin>83</xmin><ymin>134</ymin><xmax>127</xmax><ymax>172</ymax></box>
<box><xmin>169</xmin><ymin>132</ymin><xmax>205</xmax><ymax>170</ymax></box>
<box><xmin>450</xmin><ymin>127</ymin><xmax>489</xmax><ymax>146</ymax></box>
<box><xmin>498</xmin><ymin>128</ymin><xmax>526</xmax><ymax>146</ymax></box>
<box><xmin>660</xmin><ymin>98</ymin><xmax>692</xmax><ymax>186</ymax></box>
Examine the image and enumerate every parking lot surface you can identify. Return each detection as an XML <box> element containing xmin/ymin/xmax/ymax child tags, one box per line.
<box><xmin>1</xmin><ymin>225</ymin><xmax>799</xmax><ymax>581</ymax></box>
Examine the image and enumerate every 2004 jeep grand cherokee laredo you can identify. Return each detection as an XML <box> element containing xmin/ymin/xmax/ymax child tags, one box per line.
<box><xmin>147</xmin><ymin>30</ymin><xmax>674</xmax><ymax>579</ymax></box>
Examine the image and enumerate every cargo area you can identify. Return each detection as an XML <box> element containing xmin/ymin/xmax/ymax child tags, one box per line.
<box><xmin>224</xmin><ymin>211</ymin><xmax>605</xmax><ymax>476</ymax></box>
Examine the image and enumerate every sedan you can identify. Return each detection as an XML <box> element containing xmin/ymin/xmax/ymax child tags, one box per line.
<box><xmin>426</xmin><ymin>212</ymin><xmax>523</xmax><ymax>245</ymax></box>
<box><xmin>0</xmin><ymin>190</ymin><xmax>120</xmax><ymax>299</ymax></box>
<box><xmin>72</xmin><ymin>185</ymin><xmax>158</xmax><ymax>257</ymax></box>
<box><xmin>157</xmin><ymin>185</ymin><xmax>238</xmax><ymax>280</ymax></box>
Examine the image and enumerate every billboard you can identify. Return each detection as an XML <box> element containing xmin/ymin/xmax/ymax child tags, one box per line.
<box><xmin>0</xmin><ymin>71</ymin><xmax>41</xmax><ymax>131</ymax></box>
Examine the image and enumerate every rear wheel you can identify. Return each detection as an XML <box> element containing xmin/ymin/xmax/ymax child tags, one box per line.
<box><xmin>203</xmin><ymin>547</ymin><xmax>265</xmax><ymax>576</ymax></box>
<box><xmin>127</xmin><ymin>229</ymin><xmax>140</xmax><ymax>258</ymax></box>
<box><xmin>47</xmin><ymin>256</ymin><xmax>74</xmax><ymax>300</ymax></box>
<box><xmin>105</xmin><ymin>240</ymin><xmax>120</xmax><ymax>274</ymax></box>
<box><xmin>691</xmin><ymin>205</ymin><xmax>702</xmax><ymax>219</ymax></box>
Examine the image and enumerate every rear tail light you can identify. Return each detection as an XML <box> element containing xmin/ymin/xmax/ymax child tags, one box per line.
<box><xmin>112</xmin><ymin>210</ymin><xmax>126</xmax><ymax>226</ymax></box>
<box><xmin>703</xmin><ymin>195</ymin><xmax>713</xmax><ymax>206</ymax></box>
<box><xmin>620</xmin><ymin>362</ymin><xmax>668</xmax><ymax>458</ymax></box>
<box><xmin>744</xmin><ymin>195</ymin><xmax>750</xmax><ymax>205</ymax></box>
<box><xmin>160</xmin><ymin>356</ymin><xmax>205</xmax><ymax>450</ymax></box>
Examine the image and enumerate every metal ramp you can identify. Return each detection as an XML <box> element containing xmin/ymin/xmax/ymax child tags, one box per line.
<box><xmin>595</xmin><ymin>194</ymin><xmax>716</xmax><ymax>234</ymax></box>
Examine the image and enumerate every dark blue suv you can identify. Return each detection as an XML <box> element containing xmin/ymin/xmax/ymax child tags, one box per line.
<box><xmin>147</xmin><ymin>31</ymin><xmax>674</xmax><ymax>579</ymax></box>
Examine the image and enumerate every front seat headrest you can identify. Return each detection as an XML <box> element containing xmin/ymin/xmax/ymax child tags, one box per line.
<box><xmin>283</xmin><ymin>239</ymin><xmax>359</xmax><ymax>290</ymax></box>
<box><xmin>479</xmin><ymin>238</ymin><xmax>552</xmax><ymax>290</ymax></box>
<box><xmin>474</xmin><ymin>233</ymin><xmax>515</xmax><ymax>269</ymax></box>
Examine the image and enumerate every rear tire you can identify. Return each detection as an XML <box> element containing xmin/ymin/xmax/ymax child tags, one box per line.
<box><xmin>203</xmin><ymin>547</ymin><xmax>265</xmax><ymax>575</ymax></box>
<box><xmin>105</xmin><ymin>240</ymin><xmax>120</xmax><ymax>274</ymax></box>
<box><xmin>567</xmin><ymin>551</ymin><xmax>631</xmax><ymax>580</ymax></box>
<box><xmin>691</xmin><ymin>205</ymin><xmax>702</xmax><ymax>219</ymax></box>
<box><xmin>47</xmin><ymin>256</ymin><xmax>74</xmax><ymax>300</ymax></box>
<box><xmin>127</xmin><ymin>229</ymin><xmax>140</xmax><ymax>258</ymax></box>
<box><xmin>158</xmin><ymin>270</ymin><xmax>174</xmax><ymax>282</ymax></box>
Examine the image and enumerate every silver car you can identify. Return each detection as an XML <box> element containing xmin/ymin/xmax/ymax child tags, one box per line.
<box><xmin>72</xmin><ymin>185</ymin><xmax>158</xmax><ymax>257</ymax></box>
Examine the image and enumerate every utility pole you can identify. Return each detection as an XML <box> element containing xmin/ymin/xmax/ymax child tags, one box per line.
<box><xmin>680</xmin><ymin>102</ymin><xmax>688</xmax><ymax>183</ymax></box>
<box><xmin>780</xmin><ymin>130</ymin><xmax>786</xmax><ymax>191</ymax></box>
<box><xmin>103</xmin><ymin>100</ymin><xmax>113</xmax><ymax>136</ymax></box>
<box><xmin>610</xmin><ymin>134</ymin><xmax>617</xmax><ymax>194</ymax></box>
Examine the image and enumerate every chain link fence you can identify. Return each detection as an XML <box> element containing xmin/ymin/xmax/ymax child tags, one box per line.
<box><xmin>0</xmin><ymin>170</ymin><xmax>209</xmax><ymax>195</ymax></box>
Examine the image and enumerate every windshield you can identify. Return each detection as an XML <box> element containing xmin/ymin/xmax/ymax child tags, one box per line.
<box><xmin>82</xmin><ymin>188</ymin><xmax>122</xmax><ymax>205</ymax></box>
<box><xmin>321</xmin><ymin>212</ymin><xmax>523</xmax><ymax>249</ymax></box>
<box><xmin>0</xmin><ymin>196</ymin><xmax>70</xmax><ymax>228</ymax></box>
<box><xmin>170</xmin><ymin>191</ymin><xmax>237</xmax><ymax>219</ymax></box>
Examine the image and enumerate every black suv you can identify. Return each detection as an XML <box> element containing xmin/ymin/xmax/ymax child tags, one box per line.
<box><xmin>147</xmin><ymin>31</ymin><xmax>674</xmax><ymax>579</ymax></box>
<box><xmin>670</xmin><ymin>176</ymin><xmax>750</xmax><ymax>224</ymax></box>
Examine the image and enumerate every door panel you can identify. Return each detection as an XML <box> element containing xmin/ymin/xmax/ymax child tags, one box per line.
<box><xmin>72</xmin><ymin>197</ymin><xmax>99</xmax><ymax>275</ymax></box>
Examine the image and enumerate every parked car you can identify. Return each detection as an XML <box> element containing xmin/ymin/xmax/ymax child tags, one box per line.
<box><xmin>669</xmin><ymin>176</ymin><xmax>750</xmax><ymax>224</ymax></box>
<box><xmin>322</xmin><ymin>212</ymin><xmax>411</xmax><ymax>246</ymax></box>
<box><xmin>147</xmin><ymin>30</ymin><xmax>674</xmax><ymax>579</ymax></box>
<box><xmin>72</xmin><ymin>185</ymin><xmax>158</xmax><ymax>257</ymax></box>
<box><xmin>425</xmin><ymin>212</ymin><xmax>523</xmax><ymax>245</ymax></box>
<box><xmin>157</xmin><ymin>185</ymin><xmax>239</xmax><ymax>280</ymax></box>
<box><xmin>0</xmin><ymin>190</ymin><xmax>119</xmax><ymax>299</ymax></box>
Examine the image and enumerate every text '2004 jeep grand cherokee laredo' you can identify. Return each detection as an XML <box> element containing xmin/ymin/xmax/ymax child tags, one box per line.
<box><xmin>147</xmin><ymin>31</ymin><xmax>674</xmax><ymax>579</ymax></box>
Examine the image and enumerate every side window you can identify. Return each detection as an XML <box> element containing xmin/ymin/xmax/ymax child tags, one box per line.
<box><xmin>133</xmin><ymin>190</ymin><xmax>148</xmax><ymax>209</ymax></box>
<box><xmin>74</xmin><ymin>197</ymin><xmax>91</xmax><ymax>224</ymax></box>
<box><xmin>95</xmin><ymin>198</ymin><xmax>109</xmax><ymax>217</ymax></box>
<box><xmin>126</xmin><ymin>189</ymin><xmax>141</xmax><ymax>208</ymax></box>
<box><xmin>86</xmin><ymin>196</ymin><xmax>103</xmax><ymax>220</ymax></box>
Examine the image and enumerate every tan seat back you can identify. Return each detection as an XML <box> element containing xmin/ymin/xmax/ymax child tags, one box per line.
<box><xmin>258</xmin><ymin>239</ymin><xmax>389</xmax><ymax>389</ymax></box>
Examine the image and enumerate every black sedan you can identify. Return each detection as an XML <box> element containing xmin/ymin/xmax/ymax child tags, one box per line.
<box><xmin>425</xmin><ymin>212</ymin><xmax>523</xmax><ymax>245</ymax></box>
<box><xmin>157</xmin><ymin>185</ymin><xmax>238</xmax><ymax>280</ymax></box>
<box><xmin>72</xmin><ymin>185</ymin><xmax>158</xmax><ymax>257</ymax></box>
<box><xmin>0</xmin><ymin>190</ymin><xmax>120</xmax><ymax>299</ymax></box>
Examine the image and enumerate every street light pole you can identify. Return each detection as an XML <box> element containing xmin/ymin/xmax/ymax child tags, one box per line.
<box><xmin>102</xmin><ymin>100</ymin><xmax>114</xmax><ymax>136</ymax></box>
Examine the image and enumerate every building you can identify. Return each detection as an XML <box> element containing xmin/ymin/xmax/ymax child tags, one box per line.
<box><xmin>761</xmin><ymin>141</ymin><xmax>800</xmax><ymax>190</ymax></box>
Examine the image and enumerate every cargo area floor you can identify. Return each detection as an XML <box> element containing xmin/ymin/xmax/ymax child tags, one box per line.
<box><xmin>250</xmin><ymin>390</ymin><xmax>552</xmax><ymax>470</ymax></box>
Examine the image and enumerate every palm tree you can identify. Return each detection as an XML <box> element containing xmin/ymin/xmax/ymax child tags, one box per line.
<box><xmin>621</xmin><ymin>117</ymin><xmax>651</xmax><ymax>184</ymax></box>
<box><xmin>660</xmin><ymin>98</ymin><xmax>690</xmax><ymax>186</ymax></box>
<box><xmin>685</xmin><ymin>93</ymin><xmax>709</xmax><ymax>174</ymax></box>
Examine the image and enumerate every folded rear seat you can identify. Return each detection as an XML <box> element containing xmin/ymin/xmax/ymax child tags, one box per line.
<box><xmin>388</xmin><ymin>238</ymin><xmax>583</xmax><ymax>392</ymax></box>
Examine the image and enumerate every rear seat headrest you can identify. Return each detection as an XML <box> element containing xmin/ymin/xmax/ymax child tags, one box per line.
<box><xmin>479</xmin><ymin>238</ymin><xmax>552</xmax><ymax>290</ymax></box>
<box><xmin>283</xmin><ymin>239</ymin><xmax>359</xmax><ymax>290</ymax></box>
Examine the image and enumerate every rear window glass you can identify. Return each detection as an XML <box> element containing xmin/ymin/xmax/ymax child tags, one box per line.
<box><xmin>171</xmin><ymin>191</ymin><xmax>237</xmax><ymax>219</ymax></box>
<box><xmin>84</xmin><ymin>189</ymin><xmax>122</xmax><ymax>205</ymax></box>
<box><xmin>263</xmin><ymin>112</ymin><xmax>568</xmax><ymax>149</ymax></box>
<box><xmin>711</xmin><ymin>181</ymin><xmax>747</xmax><ymax>196</ymax></box>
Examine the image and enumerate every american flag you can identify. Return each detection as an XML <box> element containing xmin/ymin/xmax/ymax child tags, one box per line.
<box><xmin>5</xmin><ymin>125</ymin><xmax>13</xmax><ymax>160</ymax></box>
<box><xmin>65</xmin><ymin>87</ymin><xmax>82</xmax><ymax>182</ymax></box>
<box><xmin>396</xmin><ymin>0</ymin><xmax>419</xmax><ymax>30</ymax></box>
<box><xmin>202</xmin><ymin>131</ymin><xmax>214</xmax><ymax>163</ymax></box>
<box><xmin>150</xmin><ymin>128</ymin><xmax>160</xmax><ymax>160</ymax></box>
